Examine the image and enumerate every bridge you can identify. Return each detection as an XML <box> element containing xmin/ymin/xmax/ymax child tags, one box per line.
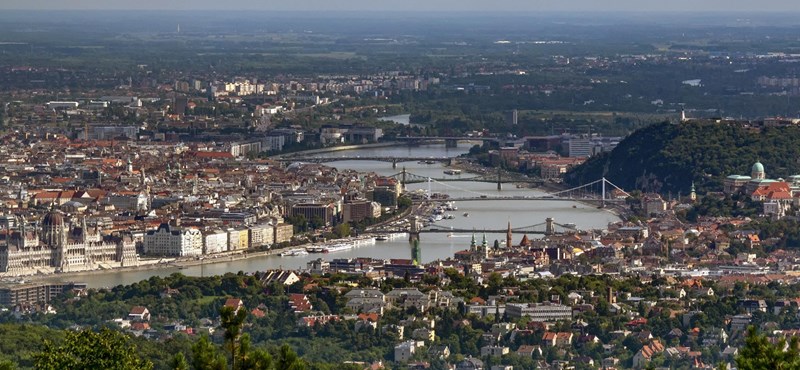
<box><xmin>395</xmin><ymin>173</ymin><xmax>630</xmax><ymax>208</ymax></box>
<box><xmin>390</xmin><ymin>168</ymin><xmax>545</xmax><ymax>188</ymax></box>
<box><xmin>372</xmin><ymin>217</ymin><xmax>580</xmax><ymax>238</ymax></box>
<box><xmin>395</xmin><ymin>136</ymin><xmax>502</xmax><ymax>148</ymax></box>
<box><xmin>276</xmin><ymin>156</ymin><xmax>454</xmax><ymax>167</ymax></box>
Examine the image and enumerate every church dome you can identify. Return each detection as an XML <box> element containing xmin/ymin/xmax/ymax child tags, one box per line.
<box><xmin>752</xmin><ymin>161</ymin><xmax>764</xmax><ymax>174</ymax></box>
<box><xmin>42</xmin><ymin>210</ymin><xmax>65</xmax><ymax>228</ymax></box>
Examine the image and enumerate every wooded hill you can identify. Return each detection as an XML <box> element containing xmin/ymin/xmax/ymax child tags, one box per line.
<box><xmin>564</xmin><ymin>121</ymin><xmax>800</xmax><ymax>195</ymax></box>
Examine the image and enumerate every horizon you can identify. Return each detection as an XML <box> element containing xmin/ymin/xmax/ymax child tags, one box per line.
<box><xmin>1</xmin><ymin>0</ymin><xmax>800</xmax><ymax>12</ymax></box>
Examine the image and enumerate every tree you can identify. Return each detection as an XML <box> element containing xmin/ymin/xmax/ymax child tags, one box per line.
<box><xmin>220</xmin><ymin>306</ymin><xmax>249</xmax><ymax>370</ymax></box>
<box><xmin>736</xmin><ymin>326</ymin><xmax>800</xmax><ymax>370</ymax></box>
<box><xmin>333</xmin><ymin>223</ymin><xmax>351</xmax><ymax>238</ymax></box>
<box><xmin>170</xmin><ymin>353</ymin><xmax>189</xmax><ymax>370</ymax></box>
<box><xmin>276</xmin><ymin>344</ymin><xmax>305</xmax><ymax>370</ymax></box>
<box><xmin>191</xmin><ymin>335</ymin><xmax>226</xmax><ymax>370</ymax></box>
<box><xmin>34</xmin><ymin>328</ymin><xmax>152</xmax><ymax>370</ymax></box>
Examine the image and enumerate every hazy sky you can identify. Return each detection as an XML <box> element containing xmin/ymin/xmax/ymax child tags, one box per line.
<box><xmin>2</xmin><ymin>0</ymin><xmax>799</xmax><ymax>12</ymax></box>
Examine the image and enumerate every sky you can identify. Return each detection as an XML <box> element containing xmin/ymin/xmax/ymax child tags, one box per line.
<box><xmin>1</xmin><ymin>0</ymin><xmax>799</xmax><ymax>12</ymax></box>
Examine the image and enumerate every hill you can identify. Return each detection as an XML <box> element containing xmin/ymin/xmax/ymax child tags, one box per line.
<box><xmin>564</xmin><ymin>121</ymin><xmax>800</xmax><ymax>195</ymax></box>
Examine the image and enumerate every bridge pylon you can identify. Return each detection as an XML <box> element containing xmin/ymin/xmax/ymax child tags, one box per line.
<box><xmin>601</xmin><ymin>177</ymin><xmax>606</xmax><ymax>208</ymax></box>
<box><xmin>401</xmin><ymin>167</ymin><xmax>407</xmax><ymax>192</ymax></box>
<box><xmin>497</xmin><ymin>170</ymin><xmax>502</xmax><ymax>191</ymax></box>
<box><xmin>409</xmin><ymin>216</ymin><xmax>421</xmax><ymax>243</ymax></box>
<box><xmin>545</xmin><ymin>217</ymin><xmax>555</xmax><ymax>236</ymax></box>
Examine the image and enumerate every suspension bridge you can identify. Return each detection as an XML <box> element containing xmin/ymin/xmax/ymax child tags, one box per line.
<box><xmin>393</xmin><ymin>170</ymin><xmax>631</xmax><ymax>206</ymax></box>
<box><xmin>372</xmin><ymin>217</ymin><xmax>580</xmax><ymax>237</ymax></box>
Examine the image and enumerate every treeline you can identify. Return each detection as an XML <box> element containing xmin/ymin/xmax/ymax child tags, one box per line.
<box><xmin>565</xmin><ymin>121</ymin><xmax>800</xmax><ymax>195</ymax></box>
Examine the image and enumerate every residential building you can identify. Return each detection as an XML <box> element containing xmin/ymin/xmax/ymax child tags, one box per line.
<box><xmin>505</xmin><ymin>303</ymin><xmax>573</xmax><ymax>321</ymax></box>
<box><xmin>143</xmin><ymin>223</ymin><xmax>203</xmax><ymax>257</ymax></box>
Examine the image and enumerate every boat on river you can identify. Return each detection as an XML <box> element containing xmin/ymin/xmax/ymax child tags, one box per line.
<box><xmin>280</xmin><ymin>249</ymin><xmax>309</xmax><ymax>257</ymax></box>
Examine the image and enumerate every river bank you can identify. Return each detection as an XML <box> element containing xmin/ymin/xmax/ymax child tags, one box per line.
<box><xmin>15</xmin><ymin>144</ymin><xmax>623</xmax><ymax>288</ymax></box>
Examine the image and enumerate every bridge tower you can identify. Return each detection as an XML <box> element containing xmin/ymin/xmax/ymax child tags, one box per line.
<box><xmin>497</xmin><ymin>170</ymin><xmax>502</xmax><ymax>191</ymax></box>
<box><xmin>411</xmin><ymin>239</ymin><xmax>422</xmax><ymax>266</ymax></box>
<box><xmin>392</xmin><ymin>158</ymin><xmax>397</xmax><ymax>169</ymax></box>
<box><xmin>601</xmin><ymin>177</ymin><xmax>606</xmax><ymax>208</ymax></box>
<box><xmin>409</xmin><ymin>216</ymin><xmax>420</xmax><ymax>243</ymax></box>
<box><xmin>401</xmin><ymin>167</ymin><xmax>407</xmax><ymax>192</ymax></box>
<box><xmin>545</xmin><ymin>217</ymin><xmax>555</xmax><ymax>236</ymax></box>
<box><xmin>506</xmin><ymin>221</ymin><xmax>513</xmax><ymax>249</ymax></box>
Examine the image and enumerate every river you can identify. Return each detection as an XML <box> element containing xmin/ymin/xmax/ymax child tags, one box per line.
<box><xmin>37</xmin><ymin>144</ymin><xmax>620</xmax><ymax>288</ymax></box>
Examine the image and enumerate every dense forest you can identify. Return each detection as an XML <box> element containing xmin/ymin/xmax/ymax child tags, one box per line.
<box><xmin>564</xmin><ymin>121</ymin><xmax>800</xmax><ymax>195</ymax></box>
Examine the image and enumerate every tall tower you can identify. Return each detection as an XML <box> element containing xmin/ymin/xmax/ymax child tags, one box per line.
<box><xmin>42</xmin><ymin>210</ymin><xmax>68</xmax><ymax>270</ymax></box>
<box><xmin>506</xmin><ymin>221</ymin><xmax>512</xmax><ymax>249</ymax></box>
<box><xmin>126</xmin><ymin>157</ymin><xmax>133</xmax><ymax>173</ymax></box>
<box><xmin>408</xmin><ymin>216</ymin><xmax>420</xmax><ymax>243</ymax></box>
<box><xmin>81</xmin><ymin>216</ymin><xmax>88</xmax><ymax>244</ymax></box>
<box><xmin>480</xmin><ymin>232</ymin><xmax>489</xmax><ymax>259</ymax></box>
<box><xmin>470</xmin><ymin>232</ymin><xmax>477</xmax><ymax>251</ymax></box>
<box><xmin>690</xmin><ymin>182</ymin><xmax>697</xmax><ymax>202</ymax></box>
<box><xmin>411</xmin><ymin>239</ymin><xmax>421</xmax><ymax>266</ymax></box>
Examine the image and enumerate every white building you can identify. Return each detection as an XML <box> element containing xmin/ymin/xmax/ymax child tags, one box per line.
<box><xmin>505</xmin><ymin>303</ymin><xmax>573</xmax><ymax>321</ymax></box>
<box><xmin>143</xmin><ymin>223</ymin><xmax>202</xmax><ymax>256</ymax></box>
<box><xmin>568</xmin><ymin>136</ymin><xmax>593</xmax><ymax>158</ymax></box>
<box><xmin>394</xmin><ymin>340</ymin><xmax>423</xmax><ymax>362</ymax></box>
<box><xmin>248</xmin><ymin>223</ymin><xmax>274</xmax><ymax>249</ymax></box>
<box><xmin>203</xmin><ymin>230</ymin><xmax>228</xmax><ymax>255</ymax></box>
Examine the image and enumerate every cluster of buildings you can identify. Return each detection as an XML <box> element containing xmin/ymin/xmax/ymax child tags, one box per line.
<box><xmin>0</xmin><ymin>128</ymin><xmax>410</xmax><ymax>276</ymax></box>
<box><xmin>724</xmin><ymin>161</ymin><xmax>800</xmax><ymax>219</ymax></box>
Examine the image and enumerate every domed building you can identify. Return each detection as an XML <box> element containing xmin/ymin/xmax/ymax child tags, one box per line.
<box><xmin>0</xmin><ymin>212</ymin><xmax>138</xmax><ymax>275</ymax></box>
<box><xmin>41</xmin><ymin>210</ymin><xmax>67</xmax><ymax>248</ymax></box>
<box><xmin>751</xmin><ymin>161</ymin><xmax>765</xmax><ymax>180</ymax></box>
<box><xmin>723</xmin><ymin>161</ymin><xmax>777</xmax><ymax>194</ymax></box>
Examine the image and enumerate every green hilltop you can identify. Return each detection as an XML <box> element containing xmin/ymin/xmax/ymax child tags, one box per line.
<box><xmin>564</xmin><ymin>121</ymin><xmax>800</xmax><ymax>195</ymax></box>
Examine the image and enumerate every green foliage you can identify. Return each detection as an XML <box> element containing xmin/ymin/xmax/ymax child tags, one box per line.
<box><xmin>34</xmin><ymin>328</ymin><xmax>152</xmax><ymax>370</ymax></box>
<box><xmin>170</xmin><ymin>353</ymin><xmax>189</xmax><ymax>370</ymax></box>
<box><xmin>736</xmin><ymin>326</ymin><xmax>800</xmax><ymax>370</ymax></box>
<box><xmin>220</xmin><ymin>306</ymin><xmax>248</xmax><ymax>369</ymax></box>
<box><xmin>191</xmin><ymin>336</ymin><xmax>226</xmax><ymax>370</ymax></box>
<box><xmin>333</xmin><ymin>223</ymin><xmax>351</xmax><ymax>239</ymax></box>
<box><xmin>566</xmin><ymin>122</ymin><xmax>800</xmax><ymax>195</ymax></box>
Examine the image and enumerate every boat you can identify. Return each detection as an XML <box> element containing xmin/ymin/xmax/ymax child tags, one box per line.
<box><xmin>447</xmin><ymin>232</ymin><xmax>455</xmax><ymax>237</ymax></box>
<box><xmin>324</xmin><ymin>244</ymin><xmax>352</xmax><ymax>253</ymax></box>
<box><xmin>444</xmin><ymin>214</ymin><xmax>455</xmax><ymax>220</ymax></box>
<box><xmin>463</xmin><ymin>212</ymin><xmax>470</xmax><ymax>217</ymax></box>
<box><xmin>425</xmin><ymin>160</ymin><xmax>436</xmax><ymax>164</ymax></box>
<box><xmin>375</xmin><ymin>235</ymin><xmax>388</xmax><ymax>241</ymax></box>
<box><xmin>443</xmin><ymin>169</ymin><xmax>462</xmax><ymax>175</ymax></box>
<box><xmin>280</xmin><ymin>249</ymin><xmax>309</xmax><ymax>257</ymax></box>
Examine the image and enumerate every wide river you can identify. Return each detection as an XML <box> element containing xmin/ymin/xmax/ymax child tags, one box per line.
<box><xmin>39</xmin><ymin>144</ymin><xmax>620</xmax><ymax>288</ymax></box>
